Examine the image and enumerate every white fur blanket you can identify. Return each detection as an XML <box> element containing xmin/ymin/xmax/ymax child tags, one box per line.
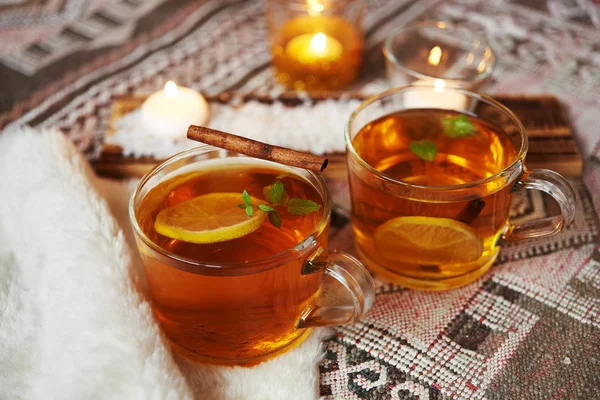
<box><xmin>0</xmin><ymin>128</ymin><xmax>326</xmax><ymax>400</ymax></box>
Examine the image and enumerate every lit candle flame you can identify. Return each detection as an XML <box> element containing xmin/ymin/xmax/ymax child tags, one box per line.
<box><xmin>165</xmin><ymin>81</ymin><xmax>179</xmax><ymax>99</ymax></box>
<box><xmin>433</xmin><ymin>78</ymin><xmax>446</xmax><ymax>92</ymax></box>
<box><xmin>285</xmin><ymin>31</ymin><xmax>342</xmax><ymax>63</ymax></box>
<box><xmin>466</xmin><ymin>52</ymin><xmax>475</xmax><ymax>65</ymax></box>
<box><xmin>428</xmin><ymin>46</ymin><xmax>442</xmax><ymax>66</ymax></box>
<box><xmin>477</xmin><ymin>48</ymin><xmax>492</xmax><ymax>73</ymax></box>
<box><xmin>307</xmin><ymin>0</ymin><xmax>324</xmax><ymax>15</ymax></box>
<box><xmin>310</xmin><ymin>33</ymin><xmax>328</xmax><ymax>53</ymax></box>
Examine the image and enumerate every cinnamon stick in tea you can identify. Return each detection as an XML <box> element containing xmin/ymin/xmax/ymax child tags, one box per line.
<box><xmin>187</xmin><ymin>126</ymin><xmax>328</xmax><ymax>172</ymax></box>
<box><xmin>455</xmin><ymin>199</ymin><xmax>486</xmax><ymax>224</ymax></box>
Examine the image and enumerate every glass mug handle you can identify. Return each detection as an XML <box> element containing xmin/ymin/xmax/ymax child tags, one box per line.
<box><xmin>297</xmin><ymin>251</ymin><xmax>375</xmax><ymax>328</ymax></box>
<box><xmin>504</xmin><ymin>169</ymin><xmax>577</xmax><ymax>241</ymax></box>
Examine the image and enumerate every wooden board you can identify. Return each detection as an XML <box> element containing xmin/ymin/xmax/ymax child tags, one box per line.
<box><xmin>494</xmin><ymin>95</ymin><xmax>583</xmax><ymax>176</ymax></box>
<box><xmin>96</xmin><ymin>95</ymin><xmax>160</xmax><ymax>179</ymax></box>
<box><xmin>95</xmin><ymin>94</ymin><xmax>583</xmax><ymax>179</ymax></box>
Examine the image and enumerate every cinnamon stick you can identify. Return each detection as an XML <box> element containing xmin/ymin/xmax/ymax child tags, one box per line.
<box><xmin>187</xmin><ymin>126</ymin><xmax>328</xmax><ymax>172</ymax></box>
<box><xmin>455</xmin><ymin>199</ymin><xmax>486</xmax><ymax>224</ymax></box>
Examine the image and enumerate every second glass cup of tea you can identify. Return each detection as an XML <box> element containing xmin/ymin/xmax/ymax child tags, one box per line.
<box><xmin>346</xmin><ymin>85</ymin><xmax>576</xmax><ymax>290</ymax></box>
<box><xmin>129</xmin><ymin>147</ymin><xmax>375</xmax><ymax>365</ymax></box>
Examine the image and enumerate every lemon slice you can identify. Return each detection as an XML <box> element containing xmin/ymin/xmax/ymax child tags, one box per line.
<box><xmin>374</xmin><ymin>216</ymin><xmax>483</xmax><ymax>265</ymax></box>
<box><xmin>154</xmin><ymin>192</ymin><xmax>268</xmax><ymax>244</ymax></box>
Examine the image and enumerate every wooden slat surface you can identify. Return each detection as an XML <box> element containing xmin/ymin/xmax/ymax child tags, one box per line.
<box><xmin>95</xmin><ymin>94</ymin><xmax>583</xmax><ymax>179</ymax></box>
<box><xmin>494</xmin><ymin>95</ymin><xmax>583</xmax><ymax>176</ymax></box>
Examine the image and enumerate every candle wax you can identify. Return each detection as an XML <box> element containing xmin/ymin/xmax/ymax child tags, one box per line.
<box><xmin>140</xmin><ymin>83</ymin><xmax>209</xmax><ymax>139</ymax></box>
<box><xmin>403</xmin><ymin>80</ymin><xmax>468</xmax><ymax>110</ymax></box>
<box><xmin>285</xmin><ymin>32</ymin><xmax>343</xmax><ymax>64</ymax></box>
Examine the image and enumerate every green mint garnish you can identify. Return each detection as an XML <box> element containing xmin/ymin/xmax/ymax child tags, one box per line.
<box><xmin>442</xmin><ymin>115</ymin><xmax>477</xmax><ymax>138</ymax></box>
<box><xmin>239</xmin><ymin>189</ymin><xmax>253</xmax><ymax>217</ymax></box>
<box><xmin>265</xmin><ymin>180</ymin><xmax>285</xmax><ymax>204</ymax></box>
<box><xmin>287</xmin><ymin>198</ymin><xmax>322</xmax><ymax>215</ymax></box>
<box><xmin>242</xmin><ymin>180</ymin><xmax>321</xmax><ymax>228</ymax></box>
<box><xmin>268</xmin><ymin>210</ymin><xmax>282</xmax><ymax>228</ymax></box>
<box><xmin>257</xmin><ymin>204</ymin><xmax>275</xmax><ymax>212</ymax></box>
<box><xmin>410</xmin><ymin>140</ymin><xmax>438</xmax><ymax>162</ymax></box>
<box><xmin>241</xmin><ymin>190</ymin><xmax>252</xmax><ymax>206</ymax></box>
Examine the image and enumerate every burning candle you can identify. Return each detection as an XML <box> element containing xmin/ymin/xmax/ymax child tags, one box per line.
<box><xmin>404</xmin><ymin>79</ymin><xmax>468</xmax><ymax>110</ymax></box>
<box><xmin>140</xmin><ymin>81</ymin><xmax>209</xmax><ymax>139</ymax></box>
<box><xmin>384</xmin><ymin>23</ymin><xmax>496</xmax><ymax>103</ymax></box>
<box><xmin>267</xmin><ymin>0</ymin><xmax>364</xmax><ymax>91</ymax></box>
<box><xmin>285</xmin><ymin>32</ymin><xmax>343</xmax><ymax>64</ymax></box>
<box><xmin>399</xmin><ymin>46</ymin><xmax>466</xmax><ymax>109</ymax></box>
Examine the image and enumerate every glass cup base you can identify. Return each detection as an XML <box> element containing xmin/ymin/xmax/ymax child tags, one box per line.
<box><xmin>169</xmin><ymin>328</ymin><xmax>313</xmax><ymax>367</ymax></box>
<box><xmin>356</xmin><ymin>247</ymin><xmax>498</xmax><ymax>291</ymax></box>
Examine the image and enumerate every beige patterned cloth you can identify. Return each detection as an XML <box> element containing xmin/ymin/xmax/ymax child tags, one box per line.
<box><xmin>0</xmin><ymin>1</ymin><xmax>599</xmax><ymax>398</ymax></box>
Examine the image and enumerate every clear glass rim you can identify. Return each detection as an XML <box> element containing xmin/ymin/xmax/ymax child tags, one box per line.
<box><xmin>128</xmin><ymin>145</ymin><xmax>332</xmax><ymax>272</ymax></box>
<box><xmin>344</xmin><ymin>85</ymin><xmax>528</xmax><ymax>192</ymax></box>
<box><xmin>383</xmin><ymin>21</ymin><xmax>497</xmax><ymax>84</ymax></box>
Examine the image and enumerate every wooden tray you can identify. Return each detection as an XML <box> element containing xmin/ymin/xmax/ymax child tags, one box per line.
<box><xmin>493</xmin><ymin>95</ymin><xmax>583</xmax><ymax>176</ymax></box>
<box><xmin>94</xmin><ymin>94</ymin><xmax>583</xmax><ymax>180</ymax></box>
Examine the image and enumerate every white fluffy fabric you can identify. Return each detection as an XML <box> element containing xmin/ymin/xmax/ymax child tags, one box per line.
<box><xmin>0</xmin><ymin>128</ymin><xmax>326</xmax><ymax>400</ymax></box>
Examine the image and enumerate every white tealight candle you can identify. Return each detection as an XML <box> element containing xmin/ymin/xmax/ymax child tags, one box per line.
<box><xmin>140</xmin><ymin>81</ymin><xmax>209</xmax><ymax>139</ymax></box>
<box><xmin>404</xmin><ymin>79</ymin><xmax>468</xmax><ymax>110</ymax></box>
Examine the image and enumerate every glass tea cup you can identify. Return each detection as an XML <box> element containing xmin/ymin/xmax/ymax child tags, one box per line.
<box><xmin>345</xmin><ymin>85</ymin><xmax>576</xmax><ymax>291</ymax></box>
<box><xmin>129</xmin><ymin>146</ymin><xmax>375</xmax><ymax>365</ymax></box>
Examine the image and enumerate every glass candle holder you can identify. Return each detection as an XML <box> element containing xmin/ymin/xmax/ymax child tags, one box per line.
<box><xmin>267</xmin><ymin>0</ymin><xmax>365</xmax><ymax>91</ymax></box>
<box><xmin>383</xmin><ymin>22</ymin><xmax>496</xmax><ymax>92</ymax></box>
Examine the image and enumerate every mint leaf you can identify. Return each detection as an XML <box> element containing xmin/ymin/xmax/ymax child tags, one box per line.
<box><xmin>442</xmin><ymin>115</ymin><xmax>477</xmax><ymax>138</ymax></box>
<box><xmin>237</xmin><ymin>204</ymin><xmax>246</xmax><ymax>209</ymax></box>
<box><xmin>258</xmin><ymin>204</ymin><xmax>275</xmax><ymax>212</ymax></box>
<box><xmin>279</xmin><ymin>191</ymin><xmax>290</xmax><ymax>205</ymax></box>
<box><xmin>268</xmin><ymin>210</ymin><xmax>282</xmax><ymax>228</ymax></box>
<box><xmin>245</xmin><ymin>205</ymin><xmax>253</xmax><ymax>217</ymax></box>
<box><xmin>288</xmin><ymin>198</ymin><xmax>321</xmax><ymax>215</ymax></box>
<box><xmin>264</xmin><ymin>181</ymin><xmax>285</xmax><ymax>205</ymax></box>
<box><xmin>410</xmin><ymin>140</ymin><xmax>437</xmax><ymax>162</ymax></box>
<box><xmin>242</xmin><ymin>190</ymin><xmax>252</xmax><ymax>207</ymax></box>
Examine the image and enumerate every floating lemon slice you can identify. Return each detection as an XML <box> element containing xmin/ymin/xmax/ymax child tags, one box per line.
<box><xmin>374</xmin><ymin>216</ymin><xmax>483</xmax><ymax>265</ymax></box>
<box><xmin>154</xmin><ymin>192</ymin><xmax>268</xmax><ymax>244</ymax></box>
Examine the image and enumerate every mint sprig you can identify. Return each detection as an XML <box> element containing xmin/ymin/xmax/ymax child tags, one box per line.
<box><xmin>264</xmin><ymin>180</ymin><xmax>285</xmax><ymax>205</ymax></box>
<box><xmin>268</xmin><ymin>210</ymin><xmax>282</xmax><ymax>228</ymax></box>
<box><xmin>442</xmin><ymin>115</ymin><xmax>477</xmax><ymax>138</ymax></box>
<box><xmin>238</xmin><ymin>190</ymin><xmax>254</xmax><ymax>217</ymax></box>
<box><xmin>242</xmin><ymin>180</ymin><xmax>321</xmax><ymax>228</ymax></box>
<box><xmin>288</xmin><ymin>198</ymin><xmax>321</xmax><ymax>215</ymax></box>
<box><xmin>257</xmin><ymin>204</ymin><xmax>274</xmax><ymax>212</ymax></box>
<box><xmin>410</xmin><ymin>140</ymin><xmax>438</xmax><ymax>162</ymax></box>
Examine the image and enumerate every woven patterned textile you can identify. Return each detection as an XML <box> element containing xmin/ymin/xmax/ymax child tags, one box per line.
<box><xmin>1</xmin><ymin>1</ymin><xmax>599</xmax><ymax>398</ymax></box>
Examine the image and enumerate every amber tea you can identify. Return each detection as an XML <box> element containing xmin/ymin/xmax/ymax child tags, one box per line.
<box><xmin>346</xmin><ymin>86</ymin><xmax>576</xmax><ymax>291</ymax></box>
<box><xmin>348</xmin><ymin>108</ymin><xmax>519</xmax><ymax>290</ymax></box>
<box><xmin>135</xmin><ymin>158</ymin><xmax>326</xmax><ymax>364</ymax></box>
